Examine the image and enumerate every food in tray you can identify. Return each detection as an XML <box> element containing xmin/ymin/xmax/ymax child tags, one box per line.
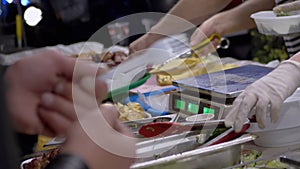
<box><xmin>22</xmin><ymin>149</ymin><xmax>60</xmax><ymax>169</ymax></box>
<box><xmin>234</xmin><ymin>149</ymin><xmax>289</xmax><ymax>169</ymax></box>
<box><xmin>72</xmin><ymin>50</ymin><xmax>129</xmax><ymax>68</ymax></box>
<box><xmin>155</xmin><ymin>56</ymin><xmax>237</xmax><ymax>86</ymax></box>
<box><xmin>150</xmin><ymin>57</ymin><xmax>201</xmax><ymax>75</ymax></box>
<box><xmin>276</xmin><ymin>11</ymin><xmax>290</xmax><ymax>17</ymax></box>
<box><xmin>116</xmin><ymin>102</ymin><xmax>149</xmax><ymax>121</ymax></box>
<box><xmin>100</xmin><ymin>51</ymin><xmax>129</xmax><ymax>67</ymax></box>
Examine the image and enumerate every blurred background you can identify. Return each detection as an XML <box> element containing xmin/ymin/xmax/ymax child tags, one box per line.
<box><xmin>0</xmin><ymin>0</ymin><xmax>287</xmax><ymax>62</ymax></box>
<box><xmin>0</xmin><ymin>0</ymin><xmax>182</xmax><ymax>49</ymax></box>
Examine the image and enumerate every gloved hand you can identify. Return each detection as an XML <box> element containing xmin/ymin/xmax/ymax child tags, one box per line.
<box><xmin>273</xmin><ymin>1</ymin><xmax>300</xmax><ymax>15</ymax></box>
<box><xmin>225</xmin><ymin>60</ymin><xmax>300</xmax><ymax>132</ymax></box>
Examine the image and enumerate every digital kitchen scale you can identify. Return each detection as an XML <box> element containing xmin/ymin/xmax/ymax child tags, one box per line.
<box><xmin>169</xmin><ymin>65</ymin><xmax>274</xmax><ymax>120</ymax></box>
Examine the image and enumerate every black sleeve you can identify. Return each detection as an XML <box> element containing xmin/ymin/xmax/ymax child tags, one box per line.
<box><xmin>1</xmin><ymin>65</ymin><xmax>38</xmax><ymax>157</ymax></box>
<box><xmin>45</xmin><ymin>153</ymin><xmax>89</xmax><ymax>169</ymax></box>
<box><xmin>0</xmin><ymin>66</ymin><xmax>21</xmax><ymax>169</ymax></box>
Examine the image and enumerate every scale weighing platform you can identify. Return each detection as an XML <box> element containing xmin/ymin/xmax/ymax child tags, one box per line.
<box><xmin>169</xmin><ymin>65</ymin><xmax>274</xmax><ymax>120</ymax></box>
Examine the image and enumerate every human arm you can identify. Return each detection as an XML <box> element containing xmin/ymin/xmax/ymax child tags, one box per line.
<box><xmin>129</xmin><ymin>0</ymin><xmax>232</xmax><ymax>53</ymax></box>
<box><xmin>225</xmin><ymin>52</ymin><xmax>300</xmax><ymax>132</ymax></box>
<box><xmin>190</xmin><ymin>0</ymin><xmax>275</xmax><ymax>47</ymax></box>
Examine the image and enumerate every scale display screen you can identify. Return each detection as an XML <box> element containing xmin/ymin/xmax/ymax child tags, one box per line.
<box><xmin>175</xmin><ymin>100</ymin><xmax>186</xmax><ymax>110</ymax></box>
<box><xmin>172</xmin><ymin>94</ymin><xmax>221</xmax><ymax>119</ymax></box>
<box><xmin>188</xmin><ymin>103</ymin><xmax>199</xmax><ymax>114</ymax></box>
<box><xmin>203</xmin><ymin>107</ymin><xmax>215</xmax><ymax>114</ymax></box>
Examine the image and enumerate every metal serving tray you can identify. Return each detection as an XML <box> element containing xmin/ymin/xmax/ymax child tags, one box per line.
<box><xmin>23</xmin><ymin>133</ymin><xmax>255</xmax><ymax>169</ymax></box>
<box><xmin>131</xmin><ymin>134</ymin><xmax>256</xmax><ymax>169</ymax></box>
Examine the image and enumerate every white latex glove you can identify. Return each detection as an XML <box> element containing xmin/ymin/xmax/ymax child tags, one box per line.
<box><xmin>273</xmin><ymin>1</ymin><xmax>300</xmax><ymax>14</ymax></box>
<box><xmin>225</xmin><ymin>60</ymin><xmax>300</xmax><ymax>132</ymax></box>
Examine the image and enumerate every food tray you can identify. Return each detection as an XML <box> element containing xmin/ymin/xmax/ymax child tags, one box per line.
<box><xmin>131</xmin><ymin>134</ymin><xmax>256</xmax><ymax>169</ymax></box>
<box><xmin>251</xmin><ymin>11</ymin><xmax>300</xmax><ymax>35</ymax></box>
<box><xmin>21</xmin><ymin>134</ymin><xmax>255</xmax><ymax>169</ymax></box>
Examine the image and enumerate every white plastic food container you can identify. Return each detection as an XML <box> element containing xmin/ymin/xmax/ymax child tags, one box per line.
<box><xmin>251</xmin><ymin>11</ymin><xmax>300</xmax><ymax>35</ymax></box>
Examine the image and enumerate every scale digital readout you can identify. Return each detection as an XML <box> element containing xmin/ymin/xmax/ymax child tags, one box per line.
<box><xmin>169</xmin><ymin>91</ymin><xmax>232</xmax><ymax>119</ymax></box>
<box><xmin>174</xmin><ymin>94</ymin><xmax>218</xmax><ymax>114</ymax></box>
<box><xmin>169</xmin><ymin>65</ymin><xmax>274</xmax><ymax>119</ymax></box>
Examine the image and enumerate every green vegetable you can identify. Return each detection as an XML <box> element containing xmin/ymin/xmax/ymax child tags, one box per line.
<box><xmin>276</xmin><ymin>11</ymin><xmax>290</xmax><ymax>17</ymax></box>
<box><xmin>204</xmin><ymin>128</ymin><xmax>228</xmax><ymax>143</ymax></box>
<box><xmin>265</xmin><ymin>160</ymin><xmax>289</xmax><ymax>168</ymax></box>
<box><xmin>233</xmin><ymin>149</ymin><xmax>289</xmax><ymax>169</ymax></box>
<box><xmin>251</xmin><ymin>29</ymin><xmax>288</xmax><ymax>64</ymax></box>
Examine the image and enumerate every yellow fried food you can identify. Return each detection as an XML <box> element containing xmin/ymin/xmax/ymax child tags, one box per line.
<box><xmin>156</xmin><ymin>61</ymin><xmax>237</xmax><ymax>86</ymax></box>
<box><xmin>116</xmin><ymin>102</ymin><xmax>148</xmax><ymax>121</ymax></box>
<box><xmin>150</xmin><ymin>57</ymin><xmax>201</xmax><ymax>75</ymax></box>
<box><xmin>153</xmin><ymin>54</ymin><xmax>238</xmax><ymax>85</ymax></box>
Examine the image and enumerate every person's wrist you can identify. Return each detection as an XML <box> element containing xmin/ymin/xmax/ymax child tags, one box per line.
<box><xmin>280</xmin><ymin>60</ymin><xmax>300</xmax><ymax>73</ymax></box>
<box><xmin>145</xmin><ymin>32</ymin><xmax>166</xmax><ymax>42</ymax></box>
<box><xmin>265</xmin><ymin>60</ymin><xmax>300</xmax><ymax>98</ymax></box>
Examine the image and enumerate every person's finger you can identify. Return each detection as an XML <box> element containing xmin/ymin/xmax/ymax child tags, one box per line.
<box><xmin>57</xmin><ymin>56</ymin><xmax>76</xmax><ymax>80</ymax></box>
<box><xmin>55</xmin><ymin>75</ymin><xmax>108</xmax><ymax>104</ymax></box>
<box><xmin>224</xmin><ymin>93</ymin><xmax>247</xmax><ymax>127</ymax></box>
<box><xmin>38</xmin><ymin>107</ymin><xmax>73</xmax><ymax>137</ymax></box>
<box><xmin>73</xmin><ymin>84</ymin><xmax>100</xmax><ymax>109</ymax></box>
<box><xmin>55</xmin><ymin>80</ymin><xmax>73</xmax><ymax>101</ymax></box>
<box><xmin>233</xmin><ymin>93</ymin><xmax>257</xmax><ymax>132</ymax></box>
<box><xmin>225</xmin><ymin>102</ymin><xmax>241</xmax><ymax>128</ymax></box>
<box><xmin>270</xmin><ymin>99</ymin><xmax>281</xmax><ymax>124</ymax></box>
<box><xmin>79</xmin><ymin>76</ymin><xmax>108</xmax><ymax>102</ymax></box>
<box><xmin>212</xmin><ymin>38</ymin><xmax>220</xmax><ymax>48</ymax></box>
<box><xmin>40</xmin><ymin>92</ymin><xmax>77</xmax><ymax>121</ymax></box>
<box><xmin>190</xmin><ymin>29</ymin><xmax>208</xmax><ymax>47</ymax></box>
<box><xmin>238</xmin><ymin>92</ymin><xmax>257</xmax><ymax>114</ymax></box>
<box><xmin>254</xmin><ymin>97</ymin><xmax>268</xmax><ymax>129</ymax></box>
<box><xmin>63</xmin><ymin>57</ymin><xmax>108</xmax><ymax>83</ymax></box>
<box><xmin>56</xmin><ymin>53</ymin><xmax>107</xmax><ymax>79</ymax></box>
<box><xmin>98</xmin><ymin>103</ymin><xmax>119</xmax><ymax>129</ymax></box>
